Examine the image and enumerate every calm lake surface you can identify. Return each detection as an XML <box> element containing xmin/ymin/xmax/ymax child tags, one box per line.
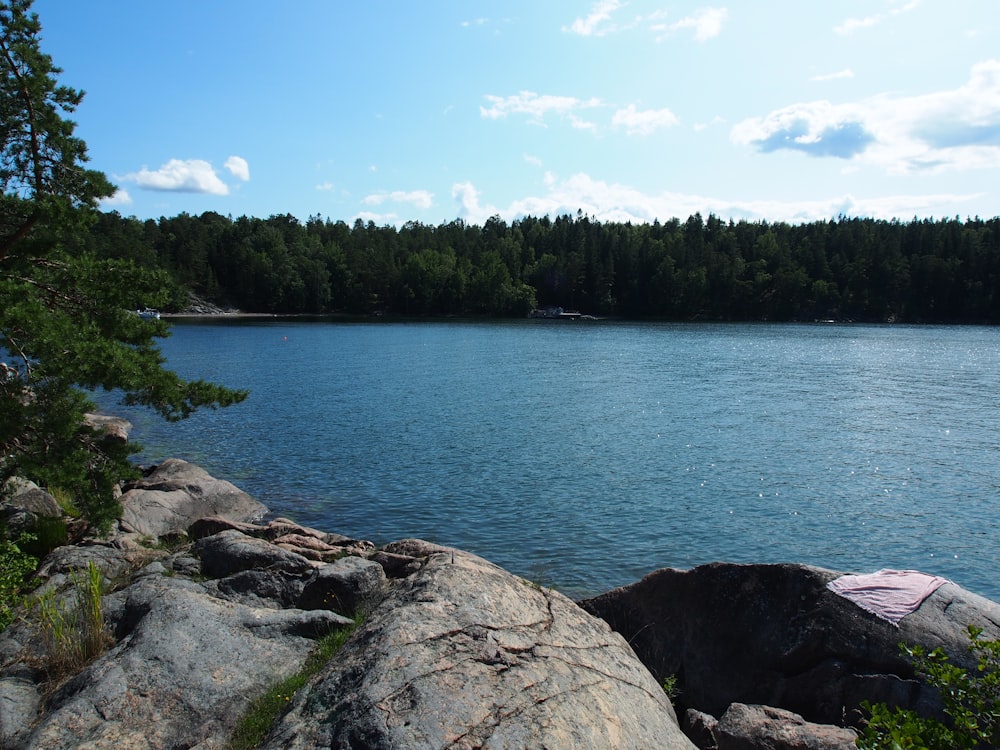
<box><xmin>110</xmin><ymin>319</ymin><xmax>1000</xmax><ymax>601</ymax></box>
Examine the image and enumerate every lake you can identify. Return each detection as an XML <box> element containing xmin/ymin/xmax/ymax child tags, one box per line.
<box><xmin>108</xmin><ymin>319</ymin><xmax>1000</xmax><ymax>601</ymax></box>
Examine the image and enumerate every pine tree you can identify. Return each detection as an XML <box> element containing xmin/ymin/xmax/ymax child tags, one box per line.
<box><xmin>0</xmin><ymin>0</ymin><xmax>246</xmax><ymax>531</ymax></box>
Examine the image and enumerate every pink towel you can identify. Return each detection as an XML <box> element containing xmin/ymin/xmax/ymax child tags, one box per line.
<box><xmin>826</xmin><ymin>569</ymin><xmax>949</xmax><ymax>625</ymax></box>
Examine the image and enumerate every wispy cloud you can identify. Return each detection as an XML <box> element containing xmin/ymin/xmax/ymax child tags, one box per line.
<box><xmin>120</xmin><ymin>159</ymin><xmax>230</xmax><ymax>195</ymax></box>
<box><xmin>612</xmin><ymin>104</ymin><xmax>680</xmax><ymax>135</ymax></box>
<box><xmin>731</xmin><ymin>59</ymin><xmax>1000</xmax><ymax>174</ymax></box>
<box><xmin>567</xmin><ymin>3</ymin><xmax>730</xmax><ymax>42</ymax></box>
<box><xmin>568</xmin><ymin>114</ymin><xmax>599</xmax><ymax>132</ymax></box>
<box><xmin>834</xmin><ymin>0</ymin><xmax>920</xmax><ymax>35</ymax></box>
<box><xmin>653</xmin><ymin>7</ymin><xmax>729</xmax><ymax>42</ymax></box>
<box><xmin>811</xmin><ymin>69</ymin><xmax>854</xmax><ymax>82</ymax></box>
<box><xmin>484</xmin><ymin>93</ymin><xmax>685</xmax><ymax>136</ymax></box>
<box><xmin>363</xmin><ymin>190</ymin><xmax>434</xmax><ymax>209</ymax></box>
<box><xmin>480</xmin><ymin>91</ymin><xmax>603</xmax><ymax>126</ymax></box>
<box><xmin>694</xmin><ymin>115</ymin><xmax>726</xmax><ymax>132</ymax></box>
<box><xmin>563</xmin><ymin>0</ymin><xmax>628</xmax><ymax>37</ymax></box>
<box><xmin>460</xmin><ymin>16</ymin><xmax>512</xmax><ymax>32</ymax></box>
<box><xmin>451</xmin><ymin>172</ymin><xmax>979</xmax><ymax>227</ymax></box>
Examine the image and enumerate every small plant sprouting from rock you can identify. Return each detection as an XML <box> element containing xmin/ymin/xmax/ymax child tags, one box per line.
<box><xmin>857</xmin><ymin>625</ymin><xmax>1000</xmax><ymax>750</ymax></box>
<box><xmin>661</xmin><ymin>674</ymin><xmax>680</xmax><ymax>703</ymax></box>
<box><xmin>228</xmin><ymin>617</ymin><xmax>361</xmax><ymax>750</ymax></box>
<box><xmin>32</xmin><ymin>561</ymin><xmax>112</xmax><ymax>682</ymax></box>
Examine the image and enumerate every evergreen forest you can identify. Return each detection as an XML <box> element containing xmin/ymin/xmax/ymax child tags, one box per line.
<box><xmin>86</xmin><ymin>209</ymin><xmax>1000</xmax><ymax>323</ymax></box>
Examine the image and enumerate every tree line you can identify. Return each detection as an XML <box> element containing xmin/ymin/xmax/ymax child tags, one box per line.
<box><xmin>83</xmin><ymin>210</ymin><xmax>1000</xmax><ymax>323</ymax></box>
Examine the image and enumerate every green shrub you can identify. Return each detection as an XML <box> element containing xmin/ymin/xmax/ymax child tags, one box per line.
<box><xmin>0</xmin><ymin>534</ymin><xmax>37</xmax><ymax>631</ymax></box>
<box><xmin>858</xmin><ymin>625</ymin><xmax>1000</xmax><ymax>749</ymax></box>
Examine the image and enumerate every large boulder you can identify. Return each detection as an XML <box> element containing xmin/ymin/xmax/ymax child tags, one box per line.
<box><xmin>1</xmin><ymin>478</ymin><xmax>62</xmax><ymax>537</ymax></box>
<box><xmin>262</xmin><ymin>546</ymin><xmax>697</xmax><ymax>749</ymax></box>
<box><xmin>118</xmin><ymin>458</ymin><xmax>267</xmax><ymax>539</ymax></box>
<box><xmin>2</xmin><ymin>478</ymin><xmax>61</xmax><ymax>518</ymax></box>
<box><xmin>581</xmin><ymin>562</ymin><xmax>1000</xmax><ymax>728</ymax></box>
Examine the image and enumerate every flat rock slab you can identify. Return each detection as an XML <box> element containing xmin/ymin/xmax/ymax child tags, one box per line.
<box><xmin>263</xmin><ymin>547</ymin><xmax>696</xmax><ymax>750</ymax></box>
<box><xmin>119</xmin><ymin>458</ymin><xmax>267</xmax><ymax>539</ymax></box>
<box><xmin>717</xmin><ymin>703</ymin><xmax>857</xmax><ymax>750</ymax></box>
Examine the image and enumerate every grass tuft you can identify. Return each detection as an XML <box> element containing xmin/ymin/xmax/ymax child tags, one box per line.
<box><xmin>49</xmin><ymin>486</ymin><xmax>81</xmax><ymax>518</ymax></box>
<box><xmin>228</xmin><ymin>620</ymin><xmax>359</xmax><ymax>750</ymax></box>
<box><xmin>32</xmin><ymin>560</ymin><xmax>112</xmax><ymax>681</ymax></box>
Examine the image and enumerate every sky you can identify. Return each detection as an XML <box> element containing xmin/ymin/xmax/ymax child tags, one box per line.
<box><xmin>32</xmin><ymin>0</ymin><xmax>1000</xmax><ymax>227</ymax></box>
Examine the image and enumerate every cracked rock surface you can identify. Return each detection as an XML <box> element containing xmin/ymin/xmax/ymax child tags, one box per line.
<box><xmin>262</xmin><ymin>547</ymin><xmax>696</xmax><ymax>750</ymax></box>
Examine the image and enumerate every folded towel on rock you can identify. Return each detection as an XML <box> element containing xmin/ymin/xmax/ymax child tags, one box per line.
<box><xmin>826</xmin><ymin>568</ymin><xmax>949</xmax><ymax>625</ymax></box>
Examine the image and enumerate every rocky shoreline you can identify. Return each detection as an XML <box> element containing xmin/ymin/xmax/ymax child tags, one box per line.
<box><xmin>2</xmin><ymin>457</ymin><xmax>999</xmax><ymax>749</ymax></box>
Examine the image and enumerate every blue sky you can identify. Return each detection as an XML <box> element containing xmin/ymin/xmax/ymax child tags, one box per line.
<box><xmin>34</xmin><ymin>0</ymin><xmax>1000</xmax><ymax>226</ymax></box>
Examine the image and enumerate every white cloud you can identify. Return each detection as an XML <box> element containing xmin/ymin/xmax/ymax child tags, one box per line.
<box><xmin>566</xmin><ymin>4</ymin><xmax>727</xmax><ymax>42</ymax></box>
<box><xmin>354</xmin><ymin>210</ymin><xmax>399</xmax><ymax>226</ymax></box>
<box><xmin>731</xmin><ymin>59</ymin><xmax>1000</xmax><ymax>174</ymax></box>
<box><xmin>362</xmin><ymin>190</ymin><xmax>434</xmax><ymax>209</ymax></box>
<box><xmin>452</xmin><ymin>181</ymin><xmax>499</xmax><ymax>225</ymax></box>
<box><xmin>121</xmin><ymin>159</ymin><xmax>229</xmax><ymax>195</ymax></box>
<box><xmin>483</xmin><ymin>93</ymin><xmax>683</xmax><ymax>135</ymax></box>
<box><xmin>99</xmin><ymin>188</ymin><xmax>132</xmax><ymax>208</ymax></box>
<box><xmin>811</xmin><ymin>69</ymin><xmax>854</xmax><ymax>82</ymax></box>
<box><xmin>315</xmin><ymin>182</ymin><xmax>335</xmax><ymax>191</ymax></box>
<box><xmin>834</xmin><ymin>0</ymin><xmax>920</xmax><ymax>35</ymax></box>
<box><xmin>480</xmin><ymin>91</ymin><xmax>603</xmax><ymax>125</ymax></box>
<box><xmin>568</xmin><ymin>114</ymin><xmax>599</xmax><ymax>132</ymax></box>
<box><xmin>731</xmin><ymin>99</ymin><xmax>874</xmax><ymax>159</ymax></box>
<box><xmin>564</xmin><ymin>0</ymin><xmax>626</xmax><ymax>37</ymax></box>
<box><xmin>224</xmin><ymin>155</ymin><xmax>250</xmax><ymax>181</ymax></box>
<box><xmin>523</xmin><ymin>153</ymin><xmax>543</xmax><ymax>167</ymax></box>
<box><xmin>452</xmin><ymin>173</ymin><xmax>979</xmax><ymax>227</ymax></box>
<box><xmin>654</xmin><ymin>7</ymin><xmax>729</xmax><ymax>42</ymax></box>
<box><xmin>612</xmin><ymin>104</ymin><xmax>680</xmax><ymax>135</ymax></box>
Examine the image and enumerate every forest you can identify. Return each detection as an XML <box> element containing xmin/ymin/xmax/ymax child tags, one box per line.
<box><xmin>83</xmin><ymin>210</ymin><xmax>1000</xmax><ymax>323</ymax></box>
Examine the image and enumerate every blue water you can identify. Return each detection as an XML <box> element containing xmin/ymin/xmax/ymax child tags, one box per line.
<box><xmin>107</xmin><ymin>320</ymin><xmax>1000</xmax><ymax>601</ymax></box>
